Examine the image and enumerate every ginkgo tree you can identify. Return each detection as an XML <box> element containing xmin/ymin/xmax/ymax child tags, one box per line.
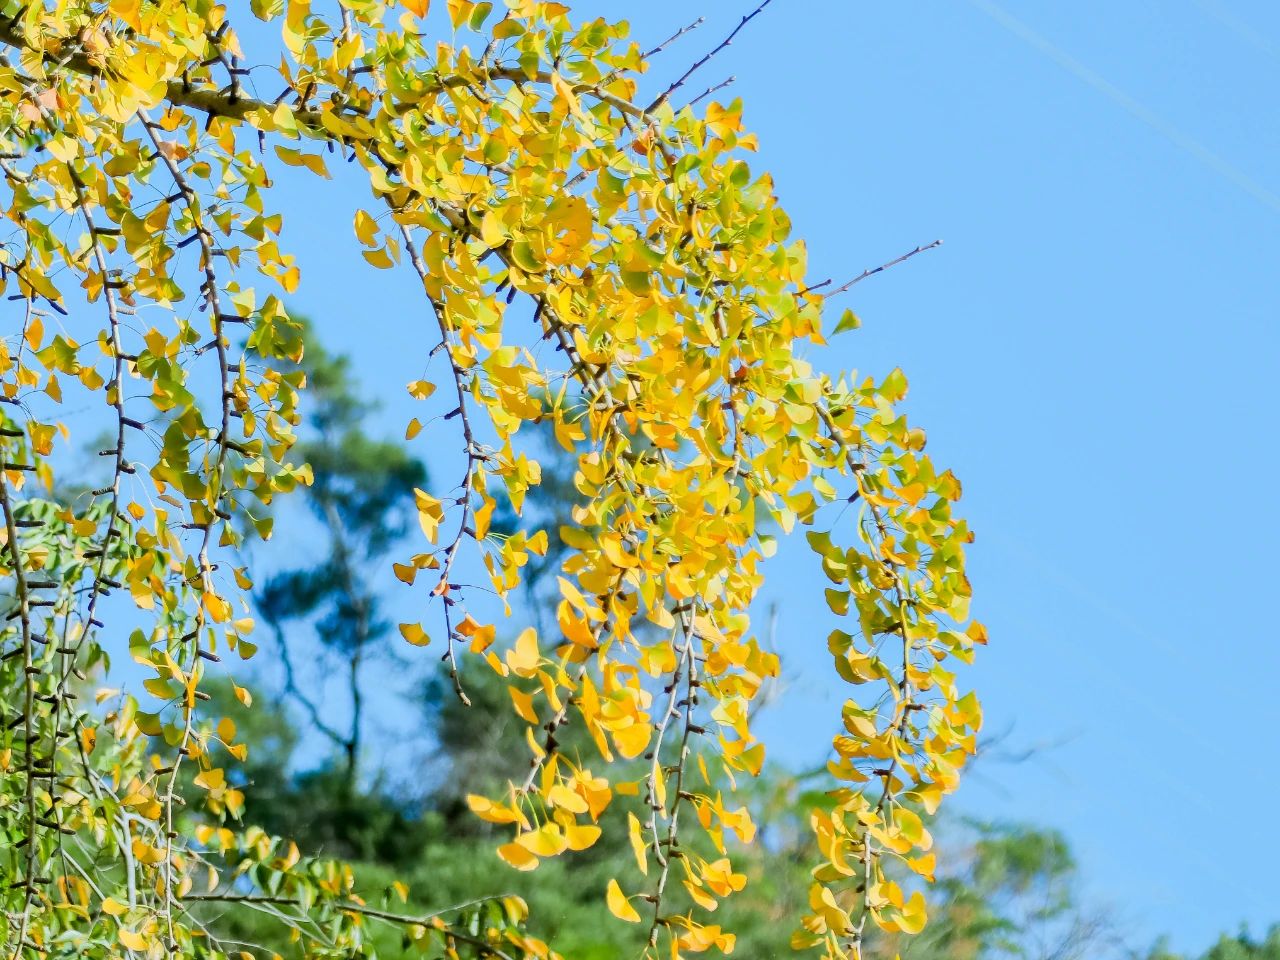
<box><xmin>0</xmin><ymin>1</ymin><xmax>984</xmax><ymax>959</ymax></box>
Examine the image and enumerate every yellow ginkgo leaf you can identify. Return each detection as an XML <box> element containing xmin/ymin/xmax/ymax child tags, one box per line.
<box><xmin>627</xmin><ymin>812</ymin><xmax>649</xmax><ymax>875</ymax></box>
<box><xmin>398</xmin><ymin>623</ymin><xmax>430</xmax><ymax>646</ymax></box>
<box><xmin>605</xmin><ymin>878</ymin><xmax>641</xmax><ymax>923</ymax></box>
<box><xmin>203</xmin><ymin>591</ymin><xmax>230</xmax><ymax>623</ymax></box>
<box><xmin>353</xmin><ymin>209</ymin><xmax>378</xmax><ymax>247</ymax></box>
<box><xmin>496</xmin><ymin>842</ymin><xmax>538</xmax><ymax>871</ymax></box>
<box><xmin>467</xmin><ymin>794</ymin><xmax>523</xmax><ymax>825</ymax></box>
<box><xmin>896</xmin><ymin>891</ymin><xmax>928</xmax><ymax>935</ymax></box>
<box><xmin>547</xmin><ymin>783</ymin><xmax>588</xmax><ymax>814</ymax></box>
<box><xmin>564</xmin><ymin>822</ymin><xmax>601</xmax><ymax>852</ymax></box>
<box><xmin>509</xmin><ymin>686</ymin><xmax>538</xmax><ymax>724</ymax></box>
<box><xmin>505</xmin><ymin>627</ymin><xmax>539</xmax><ymax>677</ymax></box>
<box><xmin>613</xmin><ymin>721</ymin><xmax>651</xmax><ymax>760</ymax></box>
<box><xmin>118</xmin><ymin>928</ymin><xmax>148</xmax><ymax>951</ymax></box>
<box><xmin>413</xmin><ymin>489</ymin><xmax>443</xmax><ymax>543</ymax></box>
<box><xmin>515</xmin><ymin>823</ymin><xmax>566</xmax><ymax>857</ymax></box>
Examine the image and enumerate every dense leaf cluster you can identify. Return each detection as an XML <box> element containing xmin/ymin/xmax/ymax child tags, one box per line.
<box><xmin>0</xmin><ymin>2</ymin><xmax>981</xmax><ymax>959</ymax></box>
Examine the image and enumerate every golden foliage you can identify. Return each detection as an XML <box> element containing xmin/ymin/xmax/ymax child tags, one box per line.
<box><xmin>0</xmin><ymin>2</ymin><xmax>981</xmax><ymax>959</ymax></box>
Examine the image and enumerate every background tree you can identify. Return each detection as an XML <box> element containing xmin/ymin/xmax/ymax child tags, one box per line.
<box><xmin>199</xmin><ymin>337</ymin><xmax>1264</xmax><ymax>960</ymax></box>
<box><xmin>253</xmin><ymin>323</ymin><xmax>426</xmax><ymax>796</ymax></box>
<box><xmin>893</xmin><ymin>822</ymin><xmax>1119</xmax><ymax>960</ymax></box>
<box><xmin>1146</xmin><ymin>929</ymin><xmax>1280</xmax><ymax>960</ymax></box>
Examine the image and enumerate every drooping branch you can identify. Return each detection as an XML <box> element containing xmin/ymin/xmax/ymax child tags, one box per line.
<box><xmin>0</xmin><ymin>5</ymin><xmax>980</xmax><ymax>959</ymax></box>
<box><xmin>140</xmin><ymin>105</ymin><xmax>239</xmax><ymax>951</ymax></box>
<box><xmin>0</xmin><ymin>462</ymin><xmax>39</xmax><ymax>960</ymax></box>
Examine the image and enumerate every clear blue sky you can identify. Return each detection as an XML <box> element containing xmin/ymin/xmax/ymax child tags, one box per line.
<box><xmin>268</xmin><ymin>1</ymin><xmax>1280</xmax><ymax>951</ymax></box>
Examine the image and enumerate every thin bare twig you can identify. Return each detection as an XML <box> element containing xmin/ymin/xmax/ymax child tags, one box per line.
<box><xmin>645</xmin><ymin>0</ymin><xmax>774</xmax><ymax>114</ymax></box>
<box><xmin>645</xmin><ymin>619</ymin><xmax>699</xmax><ymax>949</ymax></box>
<box><xmin>819</xmin><ymin>239</ymin><xmax>943</xmax><ymax>297</ymax></box>
<box><xmin>684</xmin><ymin>75</ymin><xmax>736</xmax><ymax>110</ymax></box>
<box><xmin>644</xmin><ymin>16</ymin><xmax>706</xmax><ymax>59</ymax></box>
<box><xmin>592</xmin><ymin>15</ymin><xmax>706</xmax><ymax>96</ymax></box>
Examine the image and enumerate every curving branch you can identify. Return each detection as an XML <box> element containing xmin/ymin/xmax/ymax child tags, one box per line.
<box><xmin>140</xmin><ymin>106</ymin><xmax>238</xmax><ymax>950</ymax></box>
<box><xmin>0</xmin><ymin>460</ymin><xmax>39</xmax><ymax>960</ymax></box>
<box><xmin>645</xmin><ymin>619</ymin><xmax>700</xmax><ymax>947</ymax></box>
<box><xmin>397</xmin><ymin>223</ymin><xmax>482</xmax><ymax>707</ymax></box>
<box><xmin>0</xmin><ymin>18</ymin><xmax>645</xmax><ymax>126</ymax></box>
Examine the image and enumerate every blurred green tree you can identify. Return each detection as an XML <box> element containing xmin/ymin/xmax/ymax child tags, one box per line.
<box><xmin>1146</xmin><ymin>929</ymin><xmax>1280</xmax><ymax>960</ymax></box>
<box><xmin>253</xmin><ymin>325</ymin><xmax>426</xmax><ymax>799</ymax></box>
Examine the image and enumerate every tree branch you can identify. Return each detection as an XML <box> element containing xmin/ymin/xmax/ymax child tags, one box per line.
<box><xmin>181</xmin><ymin>894</ymin><xmax>518</xmax><ymax>959</ymax></box>
<box><xmin>0</xmin><ymin>19</ymin><xmax>645</xmax><ymax>126</ymax></box>
<box><xmin>824</xmin><ymin>239</ymin><xmax>943</xmax><ymax>297</ymax></box>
